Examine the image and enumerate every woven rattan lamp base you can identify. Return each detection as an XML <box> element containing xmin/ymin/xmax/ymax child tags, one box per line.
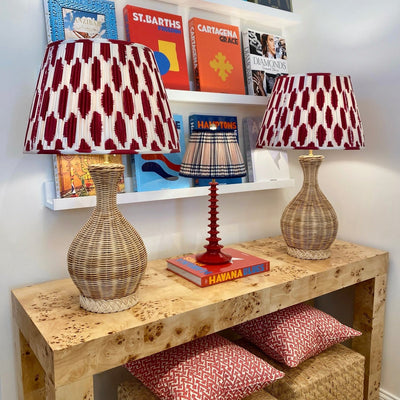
<box><xmin>287</xmin><ymin>246</ymin><xmax>330</xmax><ymax>260</ymax></box>
<box><xmin>68</xmin><ymin>163</ymin><xmax>147</xmax><ymax>314</ymax></box>
<box><xmin>281</xmin><ymin>154</ymin><xmax>338</xmax><ymax>260</ymax></box>
<box><xmin>80</xmin><ymin>293</ymin><xmax>138</xmax><ymax>314</ymax></box>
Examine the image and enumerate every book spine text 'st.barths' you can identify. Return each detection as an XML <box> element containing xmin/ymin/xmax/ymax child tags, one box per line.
<box><xmin>124</xmin><ymin>5</ymin><xmax>190</xmax><ymax>90</ymax></box>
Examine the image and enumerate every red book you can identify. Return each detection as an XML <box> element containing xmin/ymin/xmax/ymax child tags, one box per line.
<box><xmin>189</xmin><ymin>17</ymin><xmax>245</xmax><ymax>94</ymax></box>
<box><xmin>123</xmin><ymin>5</ymin><xmax>190</xmax><ymax>90</ymax></box>
<box><xmin>167</xmin><ymin>248</ymin><xmax>269</xmax><ymax>287</ymax></box>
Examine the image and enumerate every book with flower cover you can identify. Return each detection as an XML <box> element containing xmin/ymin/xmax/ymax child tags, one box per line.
<box><xmin>189</xmin><ymin>17</ymin><xmax>245</xmax><ymax>94</ymax></box>
<box><xmin>131</xmin><ymin>114</ymin><xmax>192</xmax><ymax>192</ymax></box>
<box><xmin>242</xmin><ymin>28</ymin><xmax>288</xmax><ymax>96</ymax></box>
<box><xmin>167</xmin><ymin>248</ymin><xmax>269</xmax><ymax>287</ymax></box>
<box><xmin>53</xmin><ymin>154</ymin><xmax>125</xmax><ymax>198</ymax></box>
<box><xmin>123</xmin><ymin>5</ymin><xmax>190</xmax><ymax>90</ymax></box>
<box><xmin>189</xmin><ymin>114</ymin><xmax>242</xmax><ymax>186</ymax></box>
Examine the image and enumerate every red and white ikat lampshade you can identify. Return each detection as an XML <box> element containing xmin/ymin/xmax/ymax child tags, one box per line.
<box><xmin>24</xmin><ymin>39</ymin><xmax>180</xmax><ymax>313</ymax></box>
<box><xmin>257</xmin><ymin>73</ymin><xmax>365</xmax><ymax>151</ymax></box>
<box><xmin>257</xmin><ymin>73</ymin><xmax>365</xmax><ymax>260</ymax></box>
<box><xmin>24</xmin><ymin>38</ymin><xmax>179</xmax><ymax>155</ymax></box>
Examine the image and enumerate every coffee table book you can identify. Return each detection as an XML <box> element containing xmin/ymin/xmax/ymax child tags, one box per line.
<box><xmin>189</xmin><ymin>17</ymin><xmax>245</xmax><ymax>94</ymax></box>
<box><xmin>167</xmin><ymin>248</ymin><xmax>269</xmax><ymax>287</ymax></box>
<box><xmin>123</xmin><ymin>5</ymin><xmax>190</xmax><ymax>90</ymax></box>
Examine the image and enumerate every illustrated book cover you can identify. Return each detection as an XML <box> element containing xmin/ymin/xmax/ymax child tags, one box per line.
<box><xmin>189</xmin><ymin>17</ymin><xmax>245</xmax><ymax>94</ymax></box>
<box><xmin>43</xmin><ymin>0</ymin><xmax>118</xmax><ymax>43</ymax></box>
<box><xmin>53</xmin><ymin>154</ymin><xmax>125</xmax><ymax>198</ymax></box>
<box><xmin>189</xmin><ymin>114</ymin><xmax>242</xmax><ymax>186</ymax></box>
<box><xmin>131</xmin><ymin>115</ymin><xmax>192</xmax><ymax>192</ymax></box>
<box><xmin>123</xmin><ymin>5</ymin><xmax>190</xmax><ymax>90</ymax></box>
<box><xmin>167</xmin><ymin>247</ymin><xmax>269</xmax><ymax>287</ymax></box>
<box><xmin>242</xmin><ymin>116</ymin><xmax>289</xmax><ymax>182</ymax></box>
<box><xmin>242</xmin><ymin>28</ymin><xmax>288</xmax><ymax>96</ymax></box>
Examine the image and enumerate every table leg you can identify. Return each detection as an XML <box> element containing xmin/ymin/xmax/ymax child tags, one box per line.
<box><xmin>45</xmin><ymin>376</ymin><xmax>94</xmax><ymax>400</ymax></box>
<box><xmin>17</xmin><ymin>330</ymin><xmax>46</xmax><ymax>400</ymax></box>
<box><xmin>353</xmin><ymin>274</ymin><xmax>387</xmax><ymax>400</ymax></box>
<box><xmin>16</xmin><ymin>328</ymin><xmax>94</xmax><ymax>400</ymax></box>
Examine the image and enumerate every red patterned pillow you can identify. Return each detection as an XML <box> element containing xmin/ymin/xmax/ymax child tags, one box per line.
<box><xmin>233</xmin><ymin>303</ymin><xmax>361</xmax><ymax>368</ymax></box>
<box><xmin>125</xmin><ymin>333</ymin><xmax>284</xmax><ymax>400</ymax></box>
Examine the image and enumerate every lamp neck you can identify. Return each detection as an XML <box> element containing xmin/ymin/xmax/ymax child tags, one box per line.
<box><xmin>88</xmin><ymin>164</ymin><xmax>124</xmax><ymax>212</ymax></box>
<box><xmin>298</xmin><ymin>155</ymin><xmax>324</xmax><ymax>189</ymax></box>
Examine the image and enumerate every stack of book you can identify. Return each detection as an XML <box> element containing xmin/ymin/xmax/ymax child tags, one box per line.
<box><xmin>167</xmin><ymin>248</ymin><xmax>269</xmax><ymax>287</ymax></box>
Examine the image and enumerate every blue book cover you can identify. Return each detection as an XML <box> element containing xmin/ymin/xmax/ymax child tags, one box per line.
<box><xmin>189</xmin><ymin>114</ymin><xmax>243</xmax><ymax>186</ymax></box>
<box><xmin>44</xmin><ymin>0</ymin><xmax>118</xmax><ymax>43</ymax></box>
<box><xmin>131</xmin><ymin>115</ymin><xmax>192</xmax><ymax>192</ymax></box>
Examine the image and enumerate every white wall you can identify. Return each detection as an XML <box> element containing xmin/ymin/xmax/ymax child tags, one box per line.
<box><xmin>285</xmin><ymin>0</ymin><xmax>400</xmax><ymax>398</ymax></box>
<box><xmin>0</xmin><ymin>1</ymin><xmax>286</xmax><ymax>399</ymax></box>
<box><xmin>1</xmin><ymin>0</ymin><xmax>399</xmax><ymax>399</ymax></box>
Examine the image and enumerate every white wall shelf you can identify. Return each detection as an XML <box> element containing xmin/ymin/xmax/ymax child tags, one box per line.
<box><xmin>44</xmin><ymin>1</ymin><xmax>298</xmax><ymax>211</ymax></box>
<box><xmin>166</xmin><ymin>89</ymin><xmax>269</xmax><ymax>105</ymax></box>
<box><xmin>44</xmin><ymin>179</ymin><xmax>294</xmax><ymax>211</ymax></box>
<box><xmin>155</xmin><ymin>0</ymin><xmax>300</xmax><ymax>28</ymax></box>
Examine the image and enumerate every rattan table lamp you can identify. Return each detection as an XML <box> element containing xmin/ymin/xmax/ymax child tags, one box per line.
<box><xmin>257</xmin><ymin>73</ymin><xmax>364</xmax><ymax>260</ymax></box>
<box><xmin>179</xmin><ymin>127</ymin><xmax>246</xmax><ymax>265</ymax></box>
<box><xmin>24</xmin><ymin>39</ymin><xmax>180</xmax><ymax>313</ymax></box>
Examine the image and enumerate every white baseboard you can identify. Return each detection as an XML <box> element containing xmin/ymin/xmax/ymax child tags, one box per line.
<box><xmin>380</xmin><ymin>388</ymin><xmax>399</xmax><ymax>400</ymax></box>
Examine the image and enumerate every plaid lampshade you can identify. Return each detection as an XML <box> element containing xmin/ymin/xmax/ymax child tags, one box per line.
<box><xmin>257</xmin><ymin>73</ymin><xmax>365</xmax><ymax>150</ymax></box>
<box><xmin>24</xmin><ymin>38</ymin><xmax>179</xmax><ymax>155</ymax></box>
<box><xmin>179</xmin><ymin>130</ymin><xmax>246</xmax><ymax>179</ymax></box>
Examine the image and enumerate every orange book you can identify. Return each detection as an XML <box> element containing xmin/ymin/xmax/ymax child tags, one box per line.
<box><xmin>123</xmin><ymin>5</ymin><xmax>190</xmax><ymax>90</ymax></box>
<box><xmin>189</xmin><ymin>17</ymin><xmax>245</xmax><ymax>94</ymax></box>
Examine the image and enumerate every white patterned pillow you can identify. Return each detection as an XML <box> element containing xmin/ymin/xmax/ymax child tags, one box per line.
<box><xmin>233</xmin><ymin>303</ymin><xmax>361</xmax><ymax>367</ymax></box>
<box><xmin>124</xmin><ymin>333</ymin><xmax>284</xmax><ymax>400</ymax></box>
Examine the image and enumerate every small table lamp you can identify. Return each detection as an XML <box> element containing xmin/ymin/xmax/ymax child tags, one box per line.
<box><xmin>257</xmin><ymin>73</ymin><xmax>365</xmax><ymax>260</ymax></box>
<box><xmin>179</xmin><ymin>128</ymin><xmax>246</xmax><ymax>265</ymax></box>
<box><xmin>24</xmin><ymin>39</ymin><xmax>180</xmax><ymax>313</ymax></box>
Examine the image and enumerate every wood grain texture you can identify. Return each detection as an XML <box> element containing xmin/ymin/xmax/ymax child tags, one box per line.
<box><xmin>17</xmin><ymin>329</ymin><xmax>45</xmax><ymax>400</ymax></box>
<box><xmin>12</xmin><ymin>236</ymin><xmax>388</xmax><ymax>399</ymax></box>
<box><xmin>353</xmin><ymin>274</ymin><xmax>387</xmax><ymax>400</ymax></box>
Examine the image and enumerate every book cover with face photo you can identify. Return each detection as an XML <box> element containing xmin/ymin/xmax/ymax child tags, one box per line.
<box><xmin>242</xmin><ymin>28</ymin><xmax>288</xmax><ymax>96</ymax></box>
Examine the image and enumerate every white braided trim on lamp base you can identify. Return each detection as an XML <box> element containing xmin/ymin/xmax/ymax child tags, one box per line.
<box><xmin>286</xmin><ymin>246</ymin><xmax>330</xmax><ymax>260</ymax></box>
<box><xmin>80</xmin><ymin>293</ymin><xmax>139</xmax><ymax>314</ymax></box>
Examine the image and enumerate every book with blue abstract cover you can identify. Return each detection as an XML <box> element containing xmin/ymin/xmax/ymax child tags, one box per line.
<box><xmin>131</xmin><ymin>115</ymin><xmax>192</xmax><ymax>192</ymax></box>
<box><xmin>189</xmin><ymin>114</ymin><xmax>243</xmax><ymax>186</ymax></box>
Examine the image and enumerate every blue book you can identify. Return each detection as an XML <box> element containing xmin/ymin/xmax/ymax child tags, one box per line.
<box><xmin>188</xmin><ymin>114</ymin><xmax>243</xmax><ymax>186</ymax></box>
<box><xmin>131</xmin><ymin>115</ymin><xmax>192</xmax><ymax>192</ymax></box>
<box><xmin>44</xmin><ymin>0</ymin><xmax>118</xmax><ymax>42</ymax></box>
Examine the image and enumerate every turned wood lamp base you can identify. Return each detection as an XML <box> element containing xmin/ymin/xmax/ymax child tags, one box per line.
<box><xmin>196</xmin><ymin>180</ymin><xmax>232</xmax><ymax>265</ymax></box>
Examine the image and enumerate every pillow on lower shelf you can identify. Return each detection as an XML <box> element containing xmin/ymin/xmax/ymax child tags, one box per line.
<box><xmin>233</xmin><ymin>303</ymin><xmax>362</xmax><ymax>368</ymax></box>
<box><xmin>124</xmin><ymin>333</ymin><xmax>284</xmax><ymax>400</ymax></box>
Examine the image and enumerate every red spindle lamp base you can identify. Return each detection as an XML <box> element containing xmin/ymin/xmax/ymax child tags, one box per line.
<box><xmin>195</xmin><ymin>180</ymin><xmax>232</xmax><ymax>265</ymax></box>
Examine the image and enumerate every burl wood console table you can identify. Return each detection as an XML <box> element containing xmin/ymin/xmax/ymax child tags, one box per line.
<box><xmin>12</xmin><ymin>236</ymin><xmax>388</xmax><ymax>400</ymax></box>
